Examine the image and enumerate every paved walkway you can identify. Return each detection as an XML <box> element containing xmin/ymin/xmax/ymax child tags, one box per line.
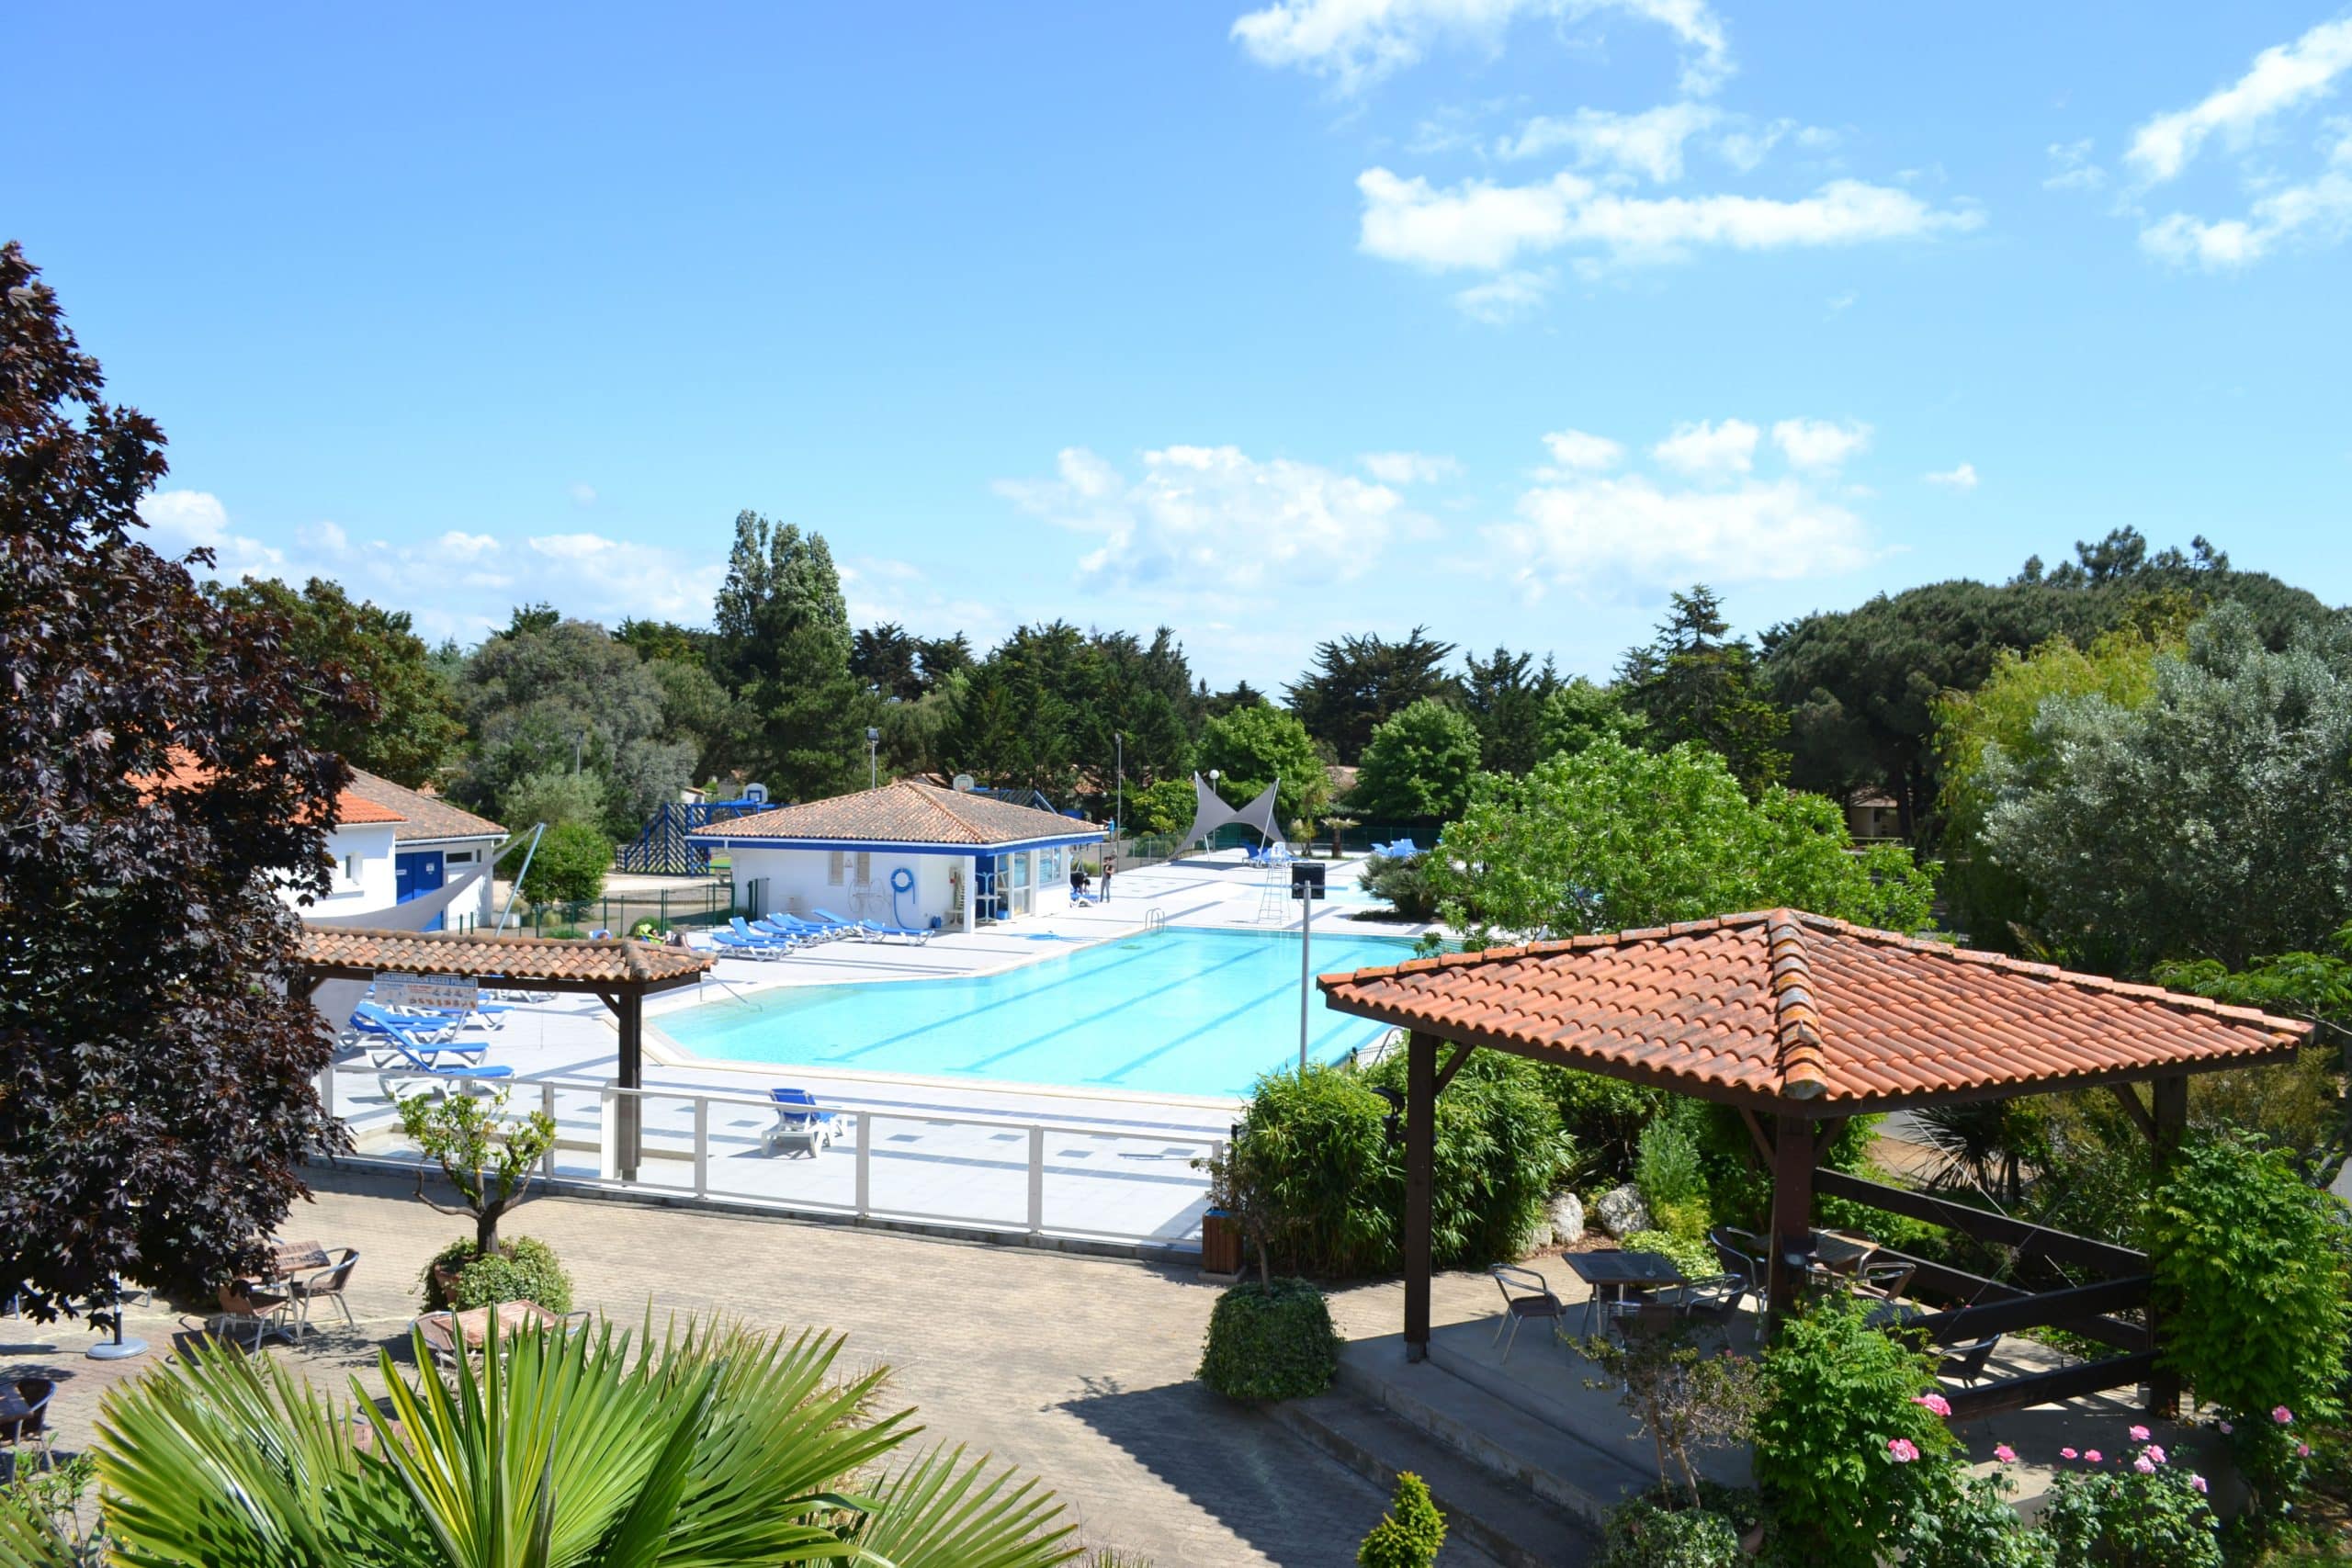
<box><xmin>10</xmin><ymin>1170</ymin><xmax>1502</xmax><ymax>1567</ymax></box>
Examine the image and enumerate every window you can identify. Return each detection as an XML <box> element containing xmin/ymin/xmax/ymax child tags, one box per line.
<box><xmin>827</xmin><ymin>851</ymin><xmax>845</xmax><ymax>886</ymax></box>
<box><xmin>446</xmin><ymin>850</ymin><xmax>476</xmax><ymax>865</ymax></box>
<box><xmin>854</xmin><ymin>851</ymin><xmax>873</xmax><ymax>884</ymax></box>
<box><xmin>342</xmin><ymin>853</ymin><xmax>359</xmax><ymax>885</ymax></box>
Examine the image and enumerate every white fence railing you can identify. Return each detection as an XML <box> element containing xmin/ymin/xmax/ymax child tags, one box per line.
<box><xmin>320</xmin><ymin>1061</ymin><xmax>1221</xmax><ymax>1253</ymax></box>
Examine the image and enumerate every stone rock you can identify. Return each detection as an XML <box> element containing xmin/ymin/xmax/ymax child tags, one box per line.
<box><xmin>1546</xmin><ymin>1191</ymin><xmax>1586</xmax><ymax>1247</ymax></box>
<box><xmin>1592</xmin><ymin>1183</ymin><xmax>1650</xmax><ymax>1239</ymax></box>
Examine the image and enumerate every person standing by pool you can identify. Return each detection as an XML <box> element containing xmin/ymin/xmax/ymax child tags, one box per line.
<box><xmin>1101</xmin><ymin>852</ymin><xmax>1114</xmax><ymax>902</ymax></box>
<box><xmin>1069</xmin><ymin>863</ymin><xmax>1091</xmax><ymax>904</ymax></box>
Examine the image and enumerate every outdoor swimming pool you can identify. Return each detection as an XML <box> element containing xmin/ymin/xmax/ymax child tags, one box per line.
<box><xmin>657</xmin><ymin>927</ymin><xmax>1420</xmax><ymax>1098</ymax></box>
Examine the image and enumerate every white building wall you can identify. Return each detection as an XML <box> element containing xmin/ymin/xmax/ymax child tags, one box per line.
<box><xmin>284</xmin><ymin>822</ymin><xmax>399</xmax><ymax>916</ymax></box>
<box><xmin>725</xmin><ymin>842</ymin><xmax>1094</xmax><ymax>930</ymax></box>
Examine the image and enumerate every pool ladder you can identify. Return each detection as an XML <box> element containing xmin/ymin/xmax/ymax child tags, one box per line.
<box><xmin>1143</xmin><ymin>907</ymin><xmax>1168</xmax><ymax>935</ymax></box>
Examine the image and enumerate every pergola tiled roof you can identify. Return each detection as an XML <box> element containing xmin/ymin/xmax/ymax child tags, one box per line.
<box><xmin>298</xmin><ymin>928</ymin><xmax>710</xmax><ymax>991</ymax></box>
<box><xmin>691</xmin><ymin>779</ymin><xmax>1102</xmax><ymax>848</ymax></box>
<box><xmin>1320</xmin><ymin>908</ymin><xmax>2316</xmax><ymax>1416</ymax></box>
<box><xmin>1319</xmin><ymin>908</ymin><xmax>2307</xmax><ymax>1112</ymax></box>
<box><xmin>344</xmin><ymin>769</ymin><xmax>506</xmax><ymax>843</ymax></box>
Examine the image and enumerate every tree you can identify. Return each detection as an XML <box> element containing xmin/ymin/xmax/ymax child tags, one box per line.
<box><xmin>713</xmin><ymin>510</ymin><xmax>868</xmax><ymax>800</ymax></box>
<box><xmin>1619</xmin><ymin>586</ymin><xmax>1788</xmax><ymax>795</ymax></box>
<box><xmin>852</xmin><ymin>621</ymin><xmax>923</xmax><ymax>701</ymax></box>
<box><xmin>1535</xmin><ymin>676</ymin><xmax>1646</xmax><ymax>761</ymax></box>
<box><xmin>1976</xmin><ymin>604</ymin><xmax>2352</xmax><ymax>975</ymax></box>
<box><xmin>1930</xmin><ymin>626</ymin><xmax>2170</xmax><ymax>950</ymax></box>
<box><xmin>396</xmin><ymin>1087</ymin><xmax>559</xmax><ymax>1256</ymax></box>
<box><xmin>913</xmin><ymin>630</ymin><xmax>974</xmax><ymax>689</ymax></box>
<box><xmin>500</xmin><ymin>767</ymin><xmax>607</xmax><ymax>831</ymax></box>
<box><xmin>1196</xmin><ymin>705</ymin><xmax>1329</xmax><ymax>828</ymax></box>
<box><xmin>73</xmin><ymin>1316</ymin><xmax>1077</xmax><ymax>1568</ymax></box>
<box><xmin>1459</xmin><ymin>646</ymin><xmax>1561</xmax><ymax>774</ymax></box>
<box><xmin>611</xmin><ymin>615</ymin><xmax>711</xmax><ymax>666</ymax></box>
<box><xmin>1351</xmin><ymin>697</ymin><xmax>1482</xmax><ymax>822</ymax></box>
<box><xmin>1427</xmin><ymin>739</ymin><xmax>1935</xmax><ymax>941</ymax></box>
<box><xmin>0</xmin><ymin>242</ymin><xmax>356</xmax><ymax>1322</ymax></box>
<box><xmin>1286</xmin><ymin>626</ymin><xmax>1458</xmax><ymax>760</ymax></box>
<box><xmin>206</xmin><ymin>576</ymin><xmax>463</xmax><ymax>786</ymax></box>
<box><xmin>1762</xmin><ymin>530</ymin><xmax>2333</xmax><ymax>840</ymax></box>
<box><xmin>1203</xmin><ymin>678</ymin><xmax>1267</xmax><ymax>719</ymax></box>
<box><xmin>519</xmin><ymin>821</ymin><xmax>609</xmax><ymax>911</ymax></box>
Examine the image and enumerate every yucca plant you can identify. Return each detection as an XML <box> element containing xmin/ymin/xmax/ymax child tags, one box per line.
<box><xmin>2</xmin><ymin>1314</ymin><xmax>1077</xmax><ymax>1568</ymax></box>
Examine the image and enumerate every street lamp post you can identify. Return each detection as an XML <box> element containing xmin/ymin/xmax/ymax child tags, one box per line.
<box><xmin>1114</xmin><ymin>731</ymin><xmax>1124</xmax><ymax>842</ymax></box>
<box><xmin>866</xmin><ymin>727</ymin><xmax>880</xmax><ymax>790</ymax></box>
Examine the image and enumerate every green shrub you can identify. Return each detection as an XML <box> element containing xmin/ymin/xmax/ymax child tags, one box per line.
<box><xmin>1358</xmin><ymin>852</ymin><xmax>1440</xmax><ymax>921</ymax></box>
<box><xmin>1234</xmin><ymin>1057</ymin><xmax>1569</xmax><ymax>1278</ymax></box>
<box><xmin>1198</xmin><ymin>1278</ymin><xmax>1338</xmax><ymax>1401</ymax></box>
<box><xmin>1884</xmin><ymin>1461</ymin><xmax>2052</xmax><ymax>1568</ymax></box>
<box><xmin>1356</xmin><ymin>1472</ymin><xmax>1445</xmax><ymax>1568</ymax></box>
<box><xmin>521</xmin><ymin>819</ymin><xmax>610</xmax><ymax>908</ymax></box>
<box><xmin>2038</xmin><ymin>1434</ymin><xmax>2222</xmax><ymax>1568</ymax></box>
<box><xmin>2150</xmin><ymin>1134</ymin><xmax>2352</xmax><ymax>1426</ymax></box>
<box><xmin>421</xmin><ymin>1235</ymin><xmax>575</xmax><ymax>1314</ymax></box>
<box><xmin>1636</xmin><ymin>1118</ymin><xmax>1709</xmax><ymax>1242</ymax></box>
<box><xmin>1600</xmin><ymin>1500</ymin><xmax>1740</xmax><ymax>1568</ymax></box>
<box><xmin>1544</xmin><ymin>1068</ymin><xmax>1669</xmax><ymax>1183</ymax></box>
<box><xmin>1751</xmin><ymin>1294</ymin><xmax>1955</xmax><ymax>1568</ymax></box>
<box><xmin>1622</xmin><ymin>1230</ymin><xmax>1714</xmax><ymax>1280</ymax></box>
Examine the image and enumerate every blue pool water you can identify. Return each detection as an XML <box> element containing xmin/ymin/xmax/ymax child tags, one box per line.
<box><xmin>659</xmin><ymin>927</ymin><xmax>1419</xmax><ymax>1098</ymax></box>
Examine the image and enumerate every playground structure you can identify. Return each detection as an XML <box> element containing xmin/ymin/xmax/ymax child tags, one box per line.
<box><xmin>613</xmin><ymin>797</ymin><xmax>771</xmax><ymax>875</ymax></box>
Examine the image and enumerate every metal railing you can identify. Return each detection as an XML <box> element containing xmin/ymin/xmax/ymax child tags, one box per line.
<box><xmin>322</xmin><ymin>1063</ymin><xmax>1220</xmax><ymax>1251</ymax></box>
<box><xmin>505</xmin><ymin>883</ymin><xmax>736</xmax><ymax>938</ymax></box>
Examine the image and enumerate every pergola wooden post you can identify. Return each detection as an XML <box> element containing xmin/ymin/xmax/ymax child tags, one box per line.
<box><xmin>297</xmin><ymin>929</ymin><xmax>711</xmax><ymax>1183</ymax></box>
<box><xmin>1319</xmin><ymin>909</ymin><xmax>2311</xmax><ymax>1421</ymax></box>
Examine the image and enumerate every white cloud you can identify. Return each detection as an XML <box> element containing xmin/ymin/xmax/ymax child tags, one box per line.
<box><xmin>2043</xmin><ymin>138</ymin><xmax>2108</xmax><ymax>191</ymax></box>
<box><xmin>569</xmin><ymin>482</ymin><xmax>597</xmax><ymax>505</ymax></box>
<box><xmin>1923</xmin><ymin>462</ymin><xmax>1979</xmax><ymax>491</ymax></box>
<box><xmin>2139</xmin><ymin>129</ymin><xmax>2352</xmax><ymax>267</ymax></box>
<box><xmin>1358</xmin><ymin>166</ymin><xmax>1982</xmax><ymax>272</ymax></box>
<box><xmin>1770</xmin><ymin>417</ymin><xmax>1871</xmax><ymax>472</ymax></box>
<box><xmin>1492</xmin><ymin>470</ymin><xmax>1871</xmax><ymax>596</ymax></box>
<box><xmin>1231</xmin><ymin>0</ymin><xmax>1733</xmax><ymax>96</ymax></box>
<box><xmin>1453</xmin><ymin>269</ymin><xmax>1555</xmax><ymax>321</ymax></box>
<box><xmin>1362</xmin><ymin>450</ymin><xmax>1463</xmax><ymax>483</ymax></box>
<box><xmin>1497</xmin><ymin>102</ymin><xmax>1719</xmax><ymax>181</ymax></box>
<box><xmin>1713</xmin><ymin>117</ymin><xmax>1794</xmax><ymax>173</ymax></box>
<box><xmin>1651</xmin><ymin>418</ymin><xmax>1758</xmax><ymax>478</ymax></box>
<box><xmin>2127</xmin><ymin>17</ymin><xmax>2352</xmax><ymax>183</ymax></box>
<box><xmin>1825</xmin><ymin>288</ymin><xmax>1858</xmax><ymax>313</ymax></box>
<box><xmin>138</xmin><ymin>489</ymin><xmax>287</xmax><ymax>576</ymax></box>
<box><xmin>995</xmin><ymin>445</ymin><xmax>1414</xmax><ymax>590</ymax></box>
<box><xmin>1542</xmin><ymin>427</ymin><xmax>1624</xmax><ymax>469</ymax></box>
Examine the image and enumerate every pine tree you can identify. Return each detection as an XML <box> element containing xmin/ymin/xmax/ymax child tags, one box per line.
<box><xmin>1357</xmin><ymin>1472</ymin><xmax>1446</xmax><ymax>1568</ymax></box>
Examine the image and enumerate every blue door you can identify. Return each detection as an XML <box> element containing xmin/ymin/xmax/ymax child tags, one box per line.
<box><xmin>395</xmin><ymin>850</ymin><xmax>447</xmax><ymax>931</ymax></box>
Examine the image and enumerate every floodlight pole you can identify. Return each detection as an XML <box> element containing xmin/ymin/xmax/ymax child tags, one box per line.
<box><xmin>1299</xmin><ymin>880</ymin><xmax>1313</xmax><ymax>1071</ymax></box>
<box><xmin>867</xmin><ymin>727</ymin><xmax>880</xmax><ymax>790</ymax></box>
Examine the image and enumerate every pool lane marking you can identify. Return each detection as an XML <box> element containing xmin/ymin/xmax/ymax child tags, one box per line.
<box><xmin>948</xmin><ymin>940</ymin><xmax>1274</xmax><ymax>1074</ymax></box>
<box><xmin>808</xmin><ymin>942</ymin><xmax>1171</xmax><ymax>1063</ymax></box>
<box><xmin>1081</xmin><ymin>972</ymin><xmax>1374</xmax><ymax>1087</ymax></box>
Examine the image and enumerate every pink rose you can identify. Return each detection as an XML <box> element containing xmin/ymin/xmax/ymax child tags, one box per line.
<box><xmin>2145</xmin><ymin>1445</ymin><xmax>2165</xmax><ymax>1465</ymax></box>
<box><xmin>1888</xmin><ymin>1438</ymin><xmax>1920</xmax><ymax>1463</ymax></box>
<box><xmin>2085</xmin><ymin>1450</ymin><xmax>2103</xmax><ymax>1463</ymax></box>
<box><xmin>2134</xmin><ymin>1455</ymin><xmax>2156</xmax><ymax>1474</ymax></box>
<box><xmin>1914</xmin><ymin>1393</ymin><xmax>1952</xmax><ymax>1418</ymax></box>
<box><xmin>2298</xmin><ymin>1442</ymin><xmax>2312</xmax><ymax>1458</ymax></box>
<box><xmin>2060</xmin><ymin>1448</ymin><xmax>2078</xmax><ymax>1460</ymax></box>
<box><xmin>2273</xmin><ymin>1406</ymin><xmax>2294</xmax><ymax>1425</ymax></box>
<box><xmin>2190</xmin><ymin>1474</ymin><xmax>2209</xmax><ymax>1495</ymax></box>
<box><xmin>2218</xmin><ymin>1420</ymin><xmax>2233</xmax><ymax>1435</ymax></box>
<box><xmin>1994</xmin><ymin>1444</ymin><xmax>2018</xmax><ymax>1464</ymax></box>
<box><xmin>2129</xmin><ymin>1425</ymin><xmax>2151</xmax><ymax>1442</ymax></box>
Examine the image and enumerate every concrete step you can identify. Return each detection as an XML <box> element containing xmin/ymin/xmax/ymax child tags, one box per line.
<box><xmin>1272</xmin><ymin>1388</ymin><xmax>1598</xmax><ymax>1568</ymax></box>
<box><xmin>1333</xmin><ymin>1342</ymin><xmax>1656</xmax><ymax>1529</ymax></box>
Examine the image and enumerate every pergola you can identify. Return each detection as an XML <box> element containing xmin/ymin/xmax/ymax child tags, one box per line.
<box><xmin>1318</xmin><ymin>908</ymin><xmax>2312</xmax><ymax>1419</ymax></box>
<box><xmin>296</xmin><ymin>928</ymin><xmax>711</xmax><ymax>1179</ymax></box>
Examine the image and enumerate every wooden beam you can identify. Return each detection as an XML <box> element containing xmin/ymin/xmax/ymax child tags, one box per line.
<box><xmin>1876</xmin><ymin>1250</ymin><xmax>2149</xmax><ymax>1351</ymax></box>
<box><xmin>1811</xmin><ymin>1168</ymin><xmax>2149</xmax><ymax>1278</ymax></box>
<box><xmin>1767</xmin><ymin>1111</ymin><xmax>1816</xmax><ymax>1314</ymax></box>
<box><xmin>1737</xmin><ymin>1108</ymin><xmax>1775</xmax><ymax>1166</ymax></box>
<box><xmin>1404</xmin><ymin>1031</ymin><xmax>1437</xmax><ymax>1362</ymax></box>
<box><xmin>616</xmin><ymin>992</ymin><xmax>644</xmax><ymax>1183</ymax></box>
<box><xmin>2109</xmin><ymin>1082</ymin><xmax>2155</xmax><ymax>1140</ymax></box>
<box><xmin>1906</xmin><ymin>1275</ymin><xmax>2153</xmax><ymax>1345</ymax></box>
<box><xmin>1431</xmin><ymin>1042</ymin><xmax>1476</xmax><ymax>1097</ymax></box>
<box><xmin>2148</xmin><ymin>1073</ymin><xmax>2189</xmax><ymax>1418</ymax></box>
<box><xmin>1947</xmin><ymin>1351</ymin><xmax>2158</xmax><ymax>1421</ymax></box>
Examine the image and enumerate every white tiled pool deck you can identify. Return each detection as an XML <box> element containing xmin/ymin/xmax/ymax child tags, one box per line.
<box><xmin>325</xmin><ymin>850</ymin><xmax>1434</xmax><ymax>1252</ymax></box>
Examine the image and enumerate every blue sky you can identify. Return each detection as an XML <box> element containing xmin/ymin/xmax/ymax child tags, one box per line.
<box><xmin>13</xmin><ymin>2</ymin><xmax>2351</xmax><ymax>684</ymax></box>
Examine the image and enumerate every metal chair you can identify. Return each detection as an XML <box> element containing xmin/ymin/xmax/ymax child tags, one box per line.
<box><xmin>213</xmin><ymin>1279</ymin><xmax>296</xmax><ymax>1350</ymax></box>
<box><xmin>1937</xmin><ymin>1337</ymin><xmax>2000</xmax><ymax>1388</ymax></box>
<box><xmin>1670</xmin><ymin>1272</ymin><xmax>1749</xmax><ymax>1320</ymax></box>
<box><xmin>1708</xmin><ymin>1227</ymin><xmax>1769</xmax><ymax>1297</ymax></box>
<box><xmin>1</xmin><ymin>1379</ymin><xmax>54</xmax><ymax>1473</ymax></box>
<box><xmin>1487</xmin><ymin>1265</ymin><xmax>1569</xmax><ymax>1361</ymax></box>
<box><xmin>289</xmin><ymin>1247</ymin><xmax>361</xmax><ymax>1335</ymax></box>
<box><xmin>1851</xmin><ymin>1258</ymin><xmax>1917</xmax><ymax>1303</ymax></box>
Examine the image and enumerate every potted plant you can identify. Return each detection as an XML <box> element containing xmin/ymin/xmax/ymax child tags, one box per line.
<box><xmin>398</xmin><ymin>1087</ymin><xmax>570</xmax><ymax>1308</ymax></box>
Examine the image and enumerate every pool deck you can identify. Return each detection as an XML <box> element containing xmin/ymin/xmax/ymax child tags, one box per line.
<box><xmin>326</xmin><ymin>850</ymin><xmax>1437</xmax><ymax>1251</ymax></box>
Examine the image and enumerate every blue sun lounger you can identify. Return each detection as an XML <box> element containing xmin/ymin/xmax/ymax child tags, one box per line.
<box><xmin>762</xmin><ymin>1088</ymin><xmax>842</xmax><ymax>1156</ymax></box>
<box><xmin>372</xmin><ymin>1033</ymin><xmax>511</xmax><ymax>1098</ymax></box>
<box><xmin>756</xmin><ymin>913</ymin><xmax>847</xmax><ymax>943</ymax></box>
<box><xmin>812</xmin><ymin>908</ymin><xmax>933</xmax><ymax>946</ymax></box>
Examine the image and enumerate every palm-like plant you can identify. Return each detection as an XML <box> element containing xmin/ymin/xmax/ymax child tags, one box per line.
<box><xmin>9</xmin><ymin>1315</ymin><xmax>1076</xmax><ymax>1568</ymax></box>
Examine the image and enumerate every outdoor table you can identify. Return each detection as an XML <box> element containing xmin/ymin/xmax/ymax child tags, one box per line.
<box><xmin>1804</xmin><ymin>1230</ymin><xmax>1880</xmax><ymax>1281</ymax></box>
<box><xmin>1561</xmin><ymin>1249</ymin><xmax>1688</xmax><ymax>1335</ymax></box>
<box><xmin>266</xmin><ymin>1239</ymin><xmax>330</xmax><ymax>1280</ymax></box>
<box><xmin>413</xmin><ymin>1300</ymin><xmax>560</xmax><ymax>1363</ymax></box>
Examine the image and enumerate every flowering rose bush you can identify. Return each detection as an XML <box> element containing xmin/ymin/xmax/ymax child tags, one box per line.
<box><xmin>2039</xmin><ymin>1428</ymin><xmax>2222</xmax><ymax>1568</ymax></box>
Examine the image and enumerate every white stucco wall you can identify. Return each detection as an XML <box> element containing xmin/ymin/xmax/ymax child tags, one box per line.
<box><xmin>724</xmin><ymin>841</ymin><xmax>1095</xmax><ymax>930</ymax></box>
<box><xmin>426</xmin><ymin>838</ymin><xmax>503</xmax><ymax>930</ymax></box>
<box><xmin>284</xmin><ymin>821</ymin><xmax>399</xmax><ymax>916</ymax></box>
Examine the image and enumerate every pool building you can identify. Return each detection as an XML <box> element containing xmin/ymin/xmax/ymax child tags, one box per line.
<box><xmin>690</xmin><ymin>778</ymin><xmax>1105</xmax><ymax>933</ymax></box>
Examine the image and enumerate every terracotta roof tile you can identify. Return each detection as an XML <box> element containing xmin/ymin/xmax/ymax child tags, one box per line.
<box><xmin>298</xmin><ymin>928</ymin><xmax>711</xmax><ymax>987</ymax></box>
<box><xmin>1318</xmin><ymin>908</ymin><xmax>2310</xmax><ymax>1108</ymax></box>
<box><xmin>692</xmin><ymin>779</ymin><xmax>1104</xmax><ymax>848</ymax></box>
<box><xmin>132</xmin><ymin>747</ymin><xmax>404</xmax><ymax>826</ymax></box>
<box><xmin>344</xmin><ymin>769</ymin><xmax>504</xmax><ymax>842</ymax></box>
